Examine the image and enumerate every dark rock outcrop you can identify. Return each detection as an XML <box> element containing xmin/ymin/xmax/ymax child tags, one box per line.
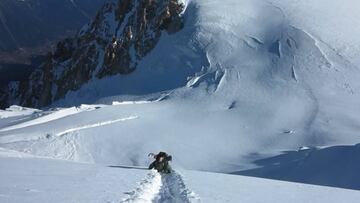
<box><xmin>0</xmin><ymin>0</ymin><xmax>184</xmax><ymax>108</ymax></box>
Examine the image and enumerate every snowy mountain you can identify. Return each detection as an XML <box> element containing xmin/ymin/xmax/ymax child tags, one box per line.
<box><xmin>0</xmin><ymin>0</ymin><xmax>184</xmax><ymax>108</ymax></box>
<box><xmin>1</xmin><ymin>0</ymin><xmax>360</xmax><ymax>202</ymax></box>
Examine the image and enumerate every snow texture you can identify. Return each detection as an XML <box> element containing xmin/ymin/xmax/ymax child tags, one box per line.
<box><xmin>1</xmin><ymin>0</ymin><xmax>360</xmax><ymax>202</ymax></box>
<box><xmin>1</xmin><ymin>155</ymin><xmax>359</xmax><ymax>203</ymax></box>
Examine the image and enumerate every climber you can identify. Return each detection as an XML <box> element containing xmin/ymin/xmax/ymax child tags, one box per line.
<box><xmin>148</xmin><ymin>151</ymin><xmax>172</xmax><ymax>174</ymax></box>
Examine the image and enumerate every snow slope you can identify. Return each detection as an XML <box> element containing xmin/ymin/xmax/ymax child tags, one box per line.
<box><xmin>53</xmin><ymin>0</ymin><xmax>360</xmax><ymax>151</ymax></box>
<box><xmin>1</xmin><ymin>0</ymin><xmax>360</xmax><ymax>201</ymax></box>
<box><xmin>1</xmin><ymin>154</ymin><xmax>359</xmax><ymax>203</ymax></box>
<box><xmin>1</xmin><ymin>99</ymin><xmax>360</xmax><ymax>191</ymax></box>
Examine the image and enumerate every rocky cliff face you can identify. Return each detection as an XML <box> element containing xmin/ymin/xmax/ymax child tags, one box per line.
<box><xmin>0</xmin><ymin>0</ymin><xmax>184</xmax><ymax>108</ymax></box>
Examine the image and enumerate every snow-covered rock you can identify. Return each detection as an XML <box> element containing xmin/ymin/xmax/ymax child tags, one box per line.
<box><xmin>0</xmin><ymin>0</ymin><xmax>185</xmax><ymax>108</ymax></box>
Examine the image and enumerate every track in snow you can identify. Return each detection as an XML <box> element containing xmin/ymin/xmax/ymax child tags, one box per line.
<box><xmin>56</xmin><ymin>116</ymin><xmax>138</xmax><ymax>136</ymax></box>
<box><xmin>122</xmin><ymin>170</ymin><xmax>200</xmax><ymax>203</ymax></box>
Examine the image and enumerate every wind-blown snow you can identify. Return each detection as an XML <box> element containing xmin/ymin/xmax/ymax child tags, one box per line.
<box><xmin>1</xmin><ymin>0</ymin><xmax>360</xmax><ymax>200</ymax></box>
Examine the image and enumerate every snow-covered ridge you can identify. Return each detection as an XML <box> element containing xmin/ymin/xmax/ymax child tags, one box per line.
<box><xmin>0</xmin><ymin>105</ymin><xmax>100</xmax><ymax>132</ymax></box>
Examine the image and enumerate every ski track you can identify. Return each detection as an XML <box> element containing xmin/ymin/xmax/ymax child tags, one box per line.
<box><xmin>56</xmin><ymin>116</ymin><xmax>138</xmax><ymax>137</ymax></box>
<box><xmin>121</xmin><ymin>171</ymin><xmax>200</xmax><ymax>203</ymax></box>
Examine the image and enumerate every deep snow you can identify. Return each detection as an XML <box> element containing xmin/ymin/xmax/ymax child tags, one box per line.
<box><xmin>2</xmin><ymin>0</ymin><xmax>360</xmax><ymax>201</ymax></box>
<box><xmin>1</xmin><ymin>154</ymin><xmax>359</xmax><ymax>203</ymax></box>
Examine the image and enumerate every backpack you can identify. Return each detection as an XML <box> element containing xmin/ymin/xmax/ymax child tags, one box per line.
<box><xmin>156</xmin><ymin>151</ymin><xmax>172</xmax><ymax>162</ymax></box>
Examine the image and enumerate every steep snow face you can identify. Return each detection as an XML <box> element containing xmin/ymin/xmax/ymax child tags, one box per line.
<box><xmin>186</xmin><ymin>0</ymin><xmax>360</xmax><ymax>146</ymax></box>
<box><xmin>269</xmin><ymin>0</ymin><xmax>360</xmax><ymax>66</ymax></box>
<box><xmin>1</xmin><ymin>0</ymin><xmax>360</xmax><ymax>190</ymax></box>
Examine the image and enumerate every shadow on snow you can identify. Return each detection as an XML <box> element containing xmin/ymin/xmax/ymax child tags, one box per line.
<box><xmin>233</xmin><ymin>144</ymin><xmax>360</xmax><ymax>190</ymax></box>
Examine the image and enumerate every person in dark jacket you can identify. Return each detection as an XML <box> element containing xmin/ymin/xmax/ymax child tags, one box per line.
<box><xmin>148</xmin><ymin>151</ymin><xmax>172</xmax><ymax>173</ymax></box>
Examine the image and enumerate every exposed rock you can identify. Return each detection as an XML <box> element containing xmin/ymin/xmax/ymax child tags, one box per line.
<box><xmin>0</xmin><ymin>0</ymin><xmax>184</xmax><ymax>108</ymax></box>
